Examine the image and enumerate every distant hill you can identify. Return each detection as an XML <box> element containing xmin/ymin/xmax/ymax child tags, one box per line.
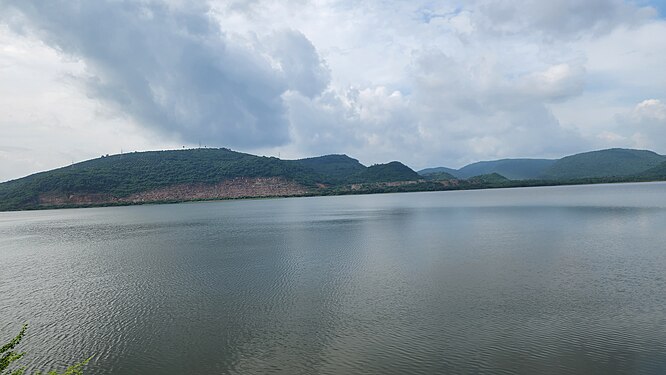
<box><xmin>352</xmin><ymin>161</ymin><xmax>421</xmax><ymax>183</ymax></box>
<box><xmin>634</xmin><ymin>161</ymin><xmax>666</xmax><ymax>180</ymax></box>
<box><xmin>422</xmin><ymin>171</ymin><xmax>457</xmax><ymax>181</ymax></box>
<box><xmin>457</xmin><ymin>159</ymin><xmax>555</xmax><ymax>180</ymax></box>
<box><xmin>294</xmin><ymin>154</ymin><xmax>365</xmax><ymax>184</ymax></box>
<box><xmin>419</xmin><ymin>166</ymin><xmax>460</xmax><ymax>178</ymax></box>
<box><xmin>541</xmin><ymin>149</ymin><xmax>666</xmax><ymax>180</ymax></box>
<box><xmin>419</xmin><ymin>159</ymin><xmax>555</xmax><ymax>180</ymax></box>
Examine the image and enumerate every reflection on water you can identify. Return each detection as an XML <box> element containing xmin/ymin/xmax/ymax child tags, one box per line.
<box><xmin>1</xmin><ymin>183</ymin><xmax>666</xmax><ymax>374</ymax></box>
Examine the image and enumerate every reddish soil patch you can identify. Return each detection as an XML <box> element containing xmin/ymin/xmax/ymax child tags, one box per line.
<box><xmin>39</xmin><ymin>177</ymin><xmax>310</xmax><ymax>207</ymax></box>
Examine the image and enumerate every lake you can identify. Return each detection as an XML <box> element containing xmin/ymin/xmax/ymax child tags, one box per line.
<box><xmin>2</xmin><ymin>182</ymin><xmax>666</xmax><ymax>374</ymax></box>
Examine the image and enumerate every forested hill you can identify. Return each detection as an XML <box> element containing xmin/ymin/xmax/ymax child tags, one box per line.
<box><xmin>541</xmin><ymin>149</ymin><xmax>666</xmax><ymax>180</ymax></box>
<box><xmin>293</xmin><ymin>154</ymin><xmax>366</xmax><ymax>184</ymax></box>
<box><xmin>0</xmin><ymin>148</ymin><xmax>421</xmax><ymax>211</ymax></box>
<box><xmin>3</xmin><ymin>147</ymin><xmax>666</xmax><ymax>211</ymax></box>
<box><xmin>456</xmin><ymin>159</ymin><xmax>556</xmax><ymax>180</ymax></box>
<box><xmin>420</xmin><ymin>148</ymin><xmax>666</xmax><ymax>181</ymax></box>
<box><xmin>418</xmin><ymin>159</ymin><xmax>556</xmax><ymax>180</ymax></box>
<box><xmin>634</xmin><ymin>161</ymin><xmax>666</xmax><ymax>180</ymax></box>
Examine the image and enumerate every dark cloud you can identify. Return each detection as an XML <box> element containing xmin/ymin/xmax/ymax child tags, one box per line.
<box><xmin>1</xmin><ymin>0</ymin><xmax>329</xmax><ymax>148</ymax></box>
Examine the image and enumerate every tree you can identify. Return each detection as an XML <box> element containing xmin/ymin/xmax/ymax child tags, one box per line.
<box><xmin>0</xmin><ymin>325</ymin><xmax>90</xmax><ymax>375</ymax></box>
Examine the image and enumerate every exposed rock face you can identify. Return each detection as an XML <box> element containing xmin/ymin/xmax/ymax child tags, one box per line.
<box><xmin>38</xmin><ymin>177</ymin><xmax>309</xmax><ymax>207</ymax></box>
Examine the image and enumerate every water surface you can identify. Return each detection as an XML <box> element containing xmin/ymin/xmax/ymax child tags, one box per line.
<box><xmin>2</xmin><ymin>183</ymin><xmax>666</xmax><ymax>374</ymax></box>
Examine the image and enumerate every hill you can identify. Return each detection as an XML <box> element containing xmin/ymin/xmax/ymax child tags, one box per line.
<box><xmin>294</xmin><ymin>154</ymin><xmax>365</xmax><ymax>184</ymax></box>
<box><xmin>0</xmin><ymin>148</ymin><xmax>321</xmax><ymax>211</ymax></box>
<box><xmin>541</xmin><ymin>149</ymin><xmax>666</xmax><ymax>180</ymax></box>
<box><xmin>3</xmin><ymin>146</ymin><xmax>666</xmax><ymax>212</ymax></box>
<box><xmin>422</xmin><ymin>171</ymin><xmax>457</xmax><ymax>181</ymax></box>
<box><xmin>419</xmin><ymin>159</ymin><xmax>555</xmax><ymax>180</ymax></box>
<box><xmin>634</xmin><ymin>161</ymin><xmax>666</xmax><ymax>180</ymax></box>
<box><xmin>457</xmin><ymin>159</ymin><xmax>555</xmax><ymax>180</ymax></box>
<box><xmin>0</xmin><ymin>149</ymin><xmax>425</xmax><ymax>211</ymax></box>
<box><xmin>351</xmin><ymin>161</ymin><xmax>421</xmax><ymax>183</ymax></box>
<box><xmin>419</xmin><ymin>166</ymin><xmax>460</xmax><ymax>178</ymax></box>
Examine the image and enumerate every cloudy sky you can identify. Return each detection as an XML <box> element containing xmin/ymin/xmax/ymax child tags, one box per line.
<box><xmin>1</xmin><ymin>0</ymin><xmax>665</xmax><ymax>181</ymax></box>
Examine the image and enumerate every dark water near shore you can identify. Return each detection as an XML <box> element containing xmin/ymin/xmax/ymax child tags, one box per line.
<box><xmin>2</xmin><ymin>182</ymin><xmax>666</xmax><ymax>374</ymax></box>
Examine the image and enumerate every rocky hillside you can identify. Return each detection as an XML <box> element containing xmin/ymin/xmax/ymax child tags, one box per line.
<box><xmin>0</xmin><ymin>148</ymin><xmax>423</xmax><ymax>211</ymax></box>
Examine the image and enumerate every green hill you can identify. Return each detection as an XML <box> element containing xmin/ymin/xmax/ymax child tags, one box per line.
<box><xmin>420</xmin><ymin>159</ymin><xmax>555</xmax><ymax>180</ymax></box>
<box><xmin>419</xmin><ymin>166</ymin><xmax>460</xmax><ymax>178</ymax></box>
<box><xmin>541</xmin><ymin>148</ymin><xmax>666</xmax><ymax>180</ymax></box>
<box><xmin>0</xmin><ymin>149</ymin><xmax>425</xmax><ymax>211</ymax></box>
<box><xmin>3</xmin><ymin>146</ymin><xmax>666</xmax><ymax>212</ymax></box>
<box><xmin>293</xmin><ymin>155</ymin><xmax>421</xmax><ymax>184</ymax></box>
<box><xmin>0</xmin><ymin>148</ymin><xmax>321</xmax><ymax>210</ymax></box>
<box><xmin>422</xmin><ymin>171</ymin><xmax>457</xmax><ymax>181</ymax></box>
<box><xmin>294</xmin><ymin>154</ymin><xmax>366</xmax><ymax>184</ymax></box>
<box><xmin>634</xmin><ymin>161</ymin><xmax>666</xmax><ymax>180</ymax></box>
<box><xmin>457</xmin><ymin>159</ymin><xmax>555</xmax><ymax>180</ymax></box>
<box><xmin>351</xmin><ymin>161</ymin><xmax>421</xmax><ymax>183</ymax></box>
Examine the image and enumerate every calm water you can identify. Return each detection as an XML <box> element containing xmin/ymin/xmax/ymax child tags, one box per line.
<box><xmin>2</xmin><ymin>183</ymin><xmax>666</xmax><ymax>374</ymax></box>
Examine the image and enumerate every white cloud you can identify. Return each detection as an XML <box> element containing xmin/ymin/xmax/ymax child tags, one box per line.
<box><xmin>612</xmin><ymin>99</ymin><xmax>666</xmax><ymax>150</ymax></box>
<box><xmin>632</xmin><ymin>99</ymin><xmax>666</xmax><ymax>120</ymax></box>
<box><xmin>0</xmin><ymin>0</ymin><xmax>665</xmax><ymax>181</ymax></box>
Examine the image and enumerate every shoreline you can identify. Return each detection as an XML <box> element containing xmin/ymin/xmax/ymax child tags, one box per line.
<box><xmin>2</xmin><ymin>178</ymin><xmax>664</xmax><ymax>213</ymax></box>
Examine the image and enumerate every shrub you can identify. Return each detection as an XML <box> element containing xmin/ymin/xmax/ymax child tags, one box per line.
<box><xmin>0</xmin><ymin>325</ymin><xmax>90</xmax><ymax>375</ymax></box>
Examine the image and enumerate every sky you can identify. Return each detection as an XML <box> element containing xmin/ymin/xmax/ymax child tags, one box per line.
<box><xmin>1</xmin><ymin>0</ymin><xmax>665</xmax><ymax>182</ymax></box>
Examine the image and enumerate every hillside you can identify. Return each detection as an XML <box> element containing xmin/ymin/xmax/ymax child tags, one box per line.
<box><xmin>634</xmin><ymin>161</ymin><xmax>666</xmax><ymax>180</ymax></box>
<box><xmin>457</xmin><ymin>159</ymin><xmax>555</xmax><ymax>180</ymax></box>
<box><xmin>422</xmin><ymin>171</ymin><xmax>457</xmax><ymax>181</ymax></box>
<box><xmin>0</xmin><ymin>149</ymin><xmax>425</xmax><ymax>211</ymax></box>
<box><xmin>294</xmin><ymin>154</ymin><xmax>366</xmax><ymax>184</ymax></box>
<box><xmin>0</xmin><ymin>148</ymin><xmax>321</xmax><ymax>211</ymax></box>
<box><xmin>3</xmin><ymin>146</ymin><xmax>666</xmax><ymax>212</ymax></box>
<box><xmin>419</xmin><ymin>166</ymin><xmax>460</xmax><ymax>178</ymax></box>
<box><xmin>351</xmin><ymin>161</ymin><xmax>421</xmax><ymax>183</ymax></box>
<box><xmin>542</xmin><ymin>149</ymin><xmax>666</xmax><ymax>180</ymax></box>
<box><xmin>419</xmin><ymin>159</ymin><xmax>555</xmax><ymax>180</ymax></box>
<box><xmin>466</xmin><ymin>173</ymin><xmax>510</xmax><ymax>184</ymax></box>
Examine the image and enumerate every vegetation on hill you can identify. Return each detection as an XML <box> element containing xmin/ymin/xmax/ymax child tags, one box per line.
<box><xmin>457</xmin><ymin>159</ymin><xmax>555</xmax><ymax>180</ymax></box>
<box><xmin>2</xmin><ymin>147</ymin><xmax>666</xmax><ymax>211</ymax></box>
<box><xmin>0</xmin><ymin>148</ymin><xmax>322</xmax><ymax>210</ymax></box>
<box><xmin>466</xmin><ymin>173</ymin><xmax>510</xmax><ymax>184</ymax></box>
<box><xmin>542</xmin><ymin>148</ymin><xmax>666</xmax><ymax>180</ymax></box>
<box><xmin>634</xmin><ymin>161</ymin><xmax>666</xmax><ymax>179</ymax></box>
<box><xmin>294</xmin><ymin>154</ymin><xmax>366</xmax><ymax>184</ymax></box>
<box><xmin>418</xmin><ymin>166</ymin><xmax>460</xmax><ymax>178</ymax></box>
<box><xmin>350</xmin><ymin>161</ymin><xmax>421</xmax><ymax>183</ymax></box>
<box><xmin>0</xmin><ymin>150</ymin><xmax>425</xmax><ymax>211</ymax></box>
<box><xmin>422</xmin><ymin>171</ymin><xmax>457</xmax><ymax>181</ymax></box>
<box><xmin>419</xmin><ymin>159</ymin><xmax>555</xmax><ymax>180</ymax></box>
<box><xmin>295</xmin><ymin>157</ymin><xmax>420</xmax><ymax>184</ymax></box>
